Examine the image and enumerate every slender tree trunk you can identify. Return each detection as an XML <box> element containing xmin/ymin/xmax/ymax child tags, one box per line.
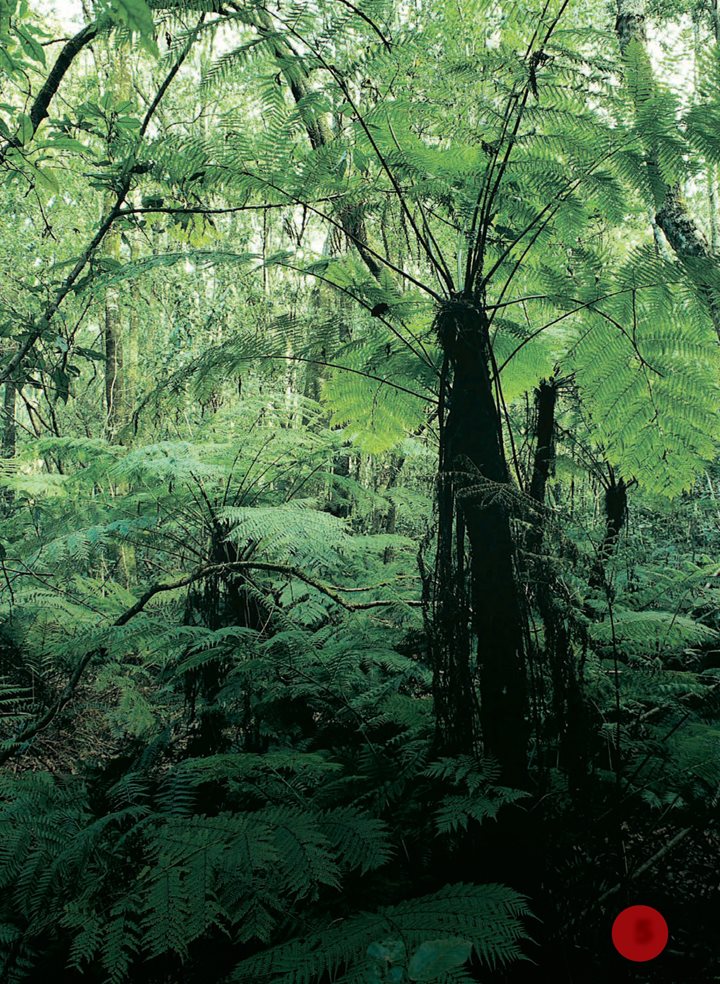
<box><xmin>524</xmin><ymin>380</ymin><xmax>590</xmax><ymax>792</ymax></box>
<box><xmin>2</xmin><ymin>381</ymin><xmax>17</xmax><ymax>459</ymax></box>
<box><xmin>432</xmin><ymin>299</ymin><xmax>528</xmax><ymax>782</ymax></box>
<box><xmin>104</xmin><ymin>284</ymin><xmax>124</xmax><ymax>439</ymax></box>
<box><xmin>590</xmin><ymin>472</ymin><xmax>628</xmax><ymax>589</ymax></box>
<box><xmin>709</xmin><ymin>173</ymin><xmax>719</xmax><ymax>254</ymax></box>
<box><xmin>90</xmin><ymin>43</ymin><xmax>129</xmax><ymax>441</ymax></box>
<box><xmin>1</xmin><ymin>381</ymin><xmax>17</xmax><ymax>508</ymax></box>
<box><xmin>527</xmin><ymin>377</ymin><xmax>558</xmax><ymax>554</ymax></box>
<box><xmin>616</xmin><ymin>0</ymin><xmax>720</xmax><ymax>336</ymax></box>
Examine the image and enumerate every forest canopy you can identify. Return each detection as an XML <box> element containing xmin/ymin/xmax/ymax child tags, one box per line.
<box><xmin>0</xmin><ymin>0</ymin><xmax>719</xmax><ymax>980</ymax></box>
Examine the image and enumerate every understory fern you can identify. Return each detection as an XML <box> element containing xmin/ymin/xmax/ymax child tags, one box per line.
<box><xmin>229</xmin><ymin>883</ymin><xmax>530</xmax><ymax>983</ymax></box>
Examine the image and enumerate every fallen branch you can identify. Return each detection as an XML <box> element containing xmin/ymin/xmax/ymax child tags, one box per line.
<box><xmin>0</xmin><ymin>559</ymin><xmax>417</xmax><ymax>767</ymax></box>
<box><xmin>596</xmin><ymin>826</ymin><xmax>693</xmax><ymax>906</ymax></box>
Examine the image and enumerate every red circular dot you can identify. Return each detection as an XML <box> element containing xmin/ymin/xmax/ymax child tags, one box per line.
<box><xmin>612</xmin><ymin>905</ymin><xmax>668</xmax><ymax>962</ymax></box>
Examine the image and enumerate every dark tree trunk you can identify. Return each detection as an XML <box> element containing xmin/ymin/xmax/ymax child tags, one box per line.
<box><xmin>590</xmin><ymin>473</ymin><xmax>628</xmax><ymax>589</ymax></box>
<box><xmin>528</xmin><ymin>378</ymin><xmax>557</xmax><ymax>506</ymax></box>
<box><xmin>523</xmin><ymin>379</ymin><xmax>590</xmax><ymax>792</ymax></box>
<box><xmin>602</xmin><ymin>476</ymin><xmax>628</xmax><ymax>554</ymax></box>
<box><xmin>432</xmin><ymin>298</ymin><xmax>528</xmax><ymax>783</ymax></box>
<box><xmin>527</xmin><ymin>377</ymin><xmax>558</xmax><ymax>554</ymax></box>
<box><xmin>184</xmin><ymin>528</ymin><xmax>274</xmax><ymax>758</ymax></box>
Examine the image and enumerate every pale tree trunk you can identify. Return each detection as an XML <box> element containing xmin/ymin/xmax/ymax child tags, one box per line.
<box><xmin>250</xmin><ymin>9</ymin><xmax>382</xmax><ymax>278</ymax></box>
<box><xmin>92</xmin><ymin>42</ymin><xmax>134</xmax><ymax>591</ymax></box>
<box><xmin>2</xmin><ymin>382</ymin><xmax>17</xmax><ymax>459</ymax></box>
<box><xmin>616</xmin><ymin>0</ymin><xmax>720</xmax><ymax>336</ymax></box>
<box><xmin>104</xmin><ymin>272</ymin><xmax>124</xmax><ymax>439</ymax></box>
<box><xmin>1</xmin><ymin>381</ymin><xmax>17</xmax><ymax>508</ymax></box>
<box><xmin>87</xmin><ymin>38</ymin><xmax>130</xmax><ymax>441</ymax></box>
<box><xmin>707</xmin><ymin>4</ymin><xmax>720</xmax><ymax>251</ymax></box>
<box><xmin>709</xmin><ymin>176</ymin><xmax>719</xmax><ymax>254</ymax></box>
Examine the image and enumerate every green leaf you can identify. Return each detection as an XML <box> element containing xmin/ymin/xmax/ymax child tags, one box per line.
<box><xmin>33</xmin><ymin>166</ymin><xmax>60</xmax><ymax>194</ymax></box>
<box><xmin>18</xmin><ymin>28</ymin><xmax>45</xmax><ymax>66</ymax></box>
<box><xmin>102</xmin><ymin>0</ymin><xmax>158</xmax><ymax>54</ymax></box>
<box><xmin>17</xmin><ymin>113</ymin><xmax>32</xmax><ymax>145</ymax></box>
<box><xmin>368</xmin><ymin>939</ymin><xmax>406</xmax><ymax>965</ymax></box>
<box><xmin>407</xmin><ymin>939</ymin><xmax>472</xmax><ymax>981</ymax></box>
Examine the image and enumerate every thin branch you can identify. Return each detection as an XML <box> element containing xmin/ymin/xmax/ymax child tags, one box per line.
<box><xmin>596</xmin><ymin>826</ymin><xmax>693</xmax><ymax>906</ymax></box>
<box><xmin>386</xmin><ymin>119</ymin><xmax>456</xmax><ymax>290</ymax></box>
<box><xmin>492</xmin><ymin>286</ymin><xmax>669</xmax><ymax>379</ymax></box>
<box><xmin>0</xmin><ymin>21</ymin><xmax>100</xmax><ymax>166</ymax></box>
<box><xmin>468</xmin><ymin>0</ymin><xmax>572</xmax><ymax>288</ymax></box>
<box><xmin>118</xmin><ymin>198</ymin><xmax>341</xmax><ymax>217</ymax></box>
<box><xmin>0</xmin><ymin>559</ymin><xmax>418</xmax><ymax>766</ymax></box>
<box><xmin>258</xmin><ymin>4</ymin><xmax>453</xmax><ymax>293</ymax></box>
<box><xmin>120</xmin><ymin>560</ymin><xmax>421</xmax><ymax>618</ymax></box>
<box><xmin>268</xmin><ymin>256</ymin><xmax>437</xmax><ymax>370</ymax></box>
<box><xmin>241</xmin><ymin>170</ymin><xmax>443</xmax><ymax>300</ymax></box>
<box><xmin>0</xmin><ymin>17</ymin><xmax>203</xmax><ymax>385</ymax></box>
<box><xmin>252</xmin><ymin>353</ymin><xmax>437</xmax><ymax>403</ymax></box>
<box><xmin>331</xmin><ymin>0</ymin><xmax>392</xmax><ymax>49</ymax></box>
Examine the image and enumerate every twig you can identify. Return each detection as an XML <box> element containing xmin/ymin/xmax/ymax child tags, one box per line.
<box><xmin>596</xmin><ymin>826</ymin><xmax>693</xmax><ymax>905</ymax></box>
<box><xmin>0</xmin><ymin>559</ymin><xmax>418</xmax><ymax>767</ymax></box>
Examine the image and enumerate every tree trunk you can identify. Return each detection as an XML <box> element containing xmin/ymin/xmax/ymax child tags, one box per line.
<box><xmin>250</xmin><ymin>9</ymin><xmax>382</xmax><ymax>280</ymax></box>
<box><xmin>523</xmin><ymin>379</ymin><xmax>590</xmax><ymax>792</ymax></box>
<box><xmin>90</xmin><ymin>45</ymin><xmax>130</xmax><ymax>441</ymax></box>
<box><xmin>590</xmin><ymin>472</ymin><xmax>628</xmax><ymax>589</ymax></box>
<box><xmin>527</xmin><ymin>377</ymin><xmax>558</xmax><ymax>555</ymax></box>
<box><xmin>432</xmin><ymin>298</ymin><xmax>528</xmax><ymax>782</ymax></box>
<box><xmin>616</xmin><ymin>0</ymin><xmax>720</xmax><ymax>336</ymax></box>
<box><xmin>104</xmin><ymin>287</ymin><xmax>124</xmax><ymax>439</ymax></box>
<box><xmin>1</xmin><ymin>381</ymin><xmax>17</xmax><ymax>508</ymax></box>
<box><xmin>2</xmin><ymin>381</ymin><xmax>17</xmax><ymax>459</ymax></box>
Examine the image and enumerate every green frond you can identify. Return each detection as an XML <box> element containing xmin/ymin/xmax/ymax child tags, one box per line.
<box><xmin>230</xmin><ymin>883</ymin><xmax>530</xmax><ymax>982</ymax></box>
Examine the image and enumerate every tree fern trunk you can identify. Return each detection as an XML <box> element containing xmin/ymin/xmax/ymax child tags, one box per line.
<box><xmin>527</xmin><ymin>377</ymin><xmax>557</xmax><ymax>554</ymax></box>
<box><xmin>433</xmin><ymin>299</ymin><xmax>528</xmax><ymax>783</ymax></box>
<box><xmin>590</xmin><ymin>472</ymin><xmax>628</xmax><ymax>589</ymax></box>
<box><xmin>524</xmin><ymin>380</ymin><xmax>589</xmax><ymax>791</ymax></box>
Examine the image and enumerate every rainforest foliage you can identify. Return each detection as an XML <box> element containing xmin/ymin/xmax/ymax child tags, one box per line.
<box><xmin>1</xmin><ymin>0</ymin><xmax>720</xmax><ymax>980</ymax></box>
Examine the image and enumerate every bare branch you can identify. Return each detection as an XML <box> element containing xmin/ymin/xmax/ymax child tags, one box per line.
<box><xmin>0</xmin><ymin>22</ymin><xmax>99</xmax><ymax>166</ymax></box>
<box><xmin>0</xmin><ymin>559</ymin><xmax>418</xmax><ymax>766</ymax></box>
<box><xmin>0</xmin><ymin>17</ymin><xmax>204</xmax><ymax>385</ymax></box>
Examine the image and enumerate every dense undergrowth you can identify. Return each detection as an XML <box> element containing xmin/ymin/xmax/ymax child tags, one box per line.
<box><xmin>0</xmin><ymin>0</ymin><xmax>719</xmax><ymax>981</ymax></box>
